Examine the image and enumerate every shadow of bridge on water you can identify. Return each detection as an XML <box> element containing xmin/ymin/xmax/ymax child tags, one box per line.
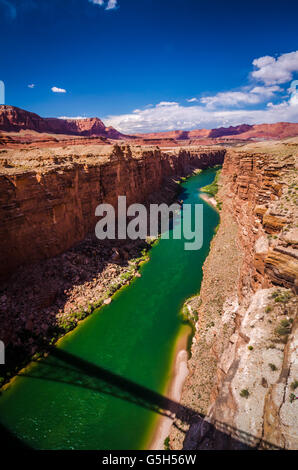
<box><xmin>0</xmin><ymin>345</ymin><xmax>281</xmax><ymax>450</ymax></box>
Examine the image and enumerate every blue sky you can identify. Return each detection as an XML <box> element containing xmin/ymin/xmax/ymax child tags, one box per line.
<box><xmin>0</xmin><ymin>0</ymin><xmax>298</xmax><ymax>132</ymax></box>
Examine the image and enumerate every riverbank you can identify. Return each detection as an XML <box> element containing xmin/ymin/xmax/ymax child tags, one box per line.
<box><xmin>148</xmin><ymin>173</ymin><xmax>221</xmax><ymax>450</ymax></box>
<box><xmin>199</xmin><ymin>192</ymin><xmax>218</xmax><ymax>211</ymax></box>
<box><xmin>0</xmin><ymin>237</ymin><xmax>153</xmax><ymax>388</ymax></box>
<box><xmin>148</xmin><ymin>324</ymin><xmax>191</xmax><ymax>450</ymax></box>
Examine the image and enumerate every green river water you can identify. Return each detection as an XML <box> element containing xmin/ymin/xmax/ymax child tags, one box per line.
<box><xmin>0</xmin><ymin>168</ymin><xmax>219</xmax><ymax>450</ymax></box>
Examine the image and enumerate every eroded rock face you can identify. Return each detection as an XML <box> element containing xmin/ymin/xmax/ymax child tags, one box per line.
<box><xmin>206</xmin><ymin>288</ymin><xmax>297</xmax><ymax>450</ymax></box>
<box><xmin>0</xmin><ymin>144</ymin><xmax>225</xmax><ymax>281</ymax></box>
<box><xmin>169</xmin><ymin>141</ymin><xmax>298</xmax><ymax>450</ymax></box>
<box><xmin>224</xmin><ymin>147</ymin><xmax>298</xmax><ymax>294</ymax></box>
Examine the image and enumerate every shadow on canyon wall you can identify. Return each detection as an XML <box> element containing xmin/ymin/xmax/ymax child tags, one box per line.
<box><xmin>0</xmin><ymin>345</ymin><xmax>281</xmax><ymax>451</ymax></box>
<box><xmin>0</xmin><ymin>179</ymin><xmax>189</xmax><ymax>376</ymax></box>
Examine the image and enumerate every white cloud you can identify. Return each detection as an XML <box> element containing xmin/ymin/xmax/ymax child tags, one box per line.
<box><xmin>104</xmin><ymin>99</ymin><xmax>298</xmax><ymax>134</ymax></box>
<box><xmin>187</xmin><ymin>97</ymin><xmax>198</xmax><ymax>102</ymax></box>
<box><xmin>89</xmin><ymin>0</ymin><xmax>104</xmax><ymax>5</ymax></box>
<box><xmin>88</xmin><ymin>0</ymin><xmax>118</xmax><ymax>10</ymax></box>
<box><xmin>252</xmin><ymin>51</ymin><xmax>298</xmax><ymax>85</ymax></box>
<box><xmin>201</xmin><ymin>91</ymin><xmax>261</xmax><ymax>108</ymax></box>
<box><xmin>59</xmin><ymin>116</ymin><xmax>87</xmax><ymax>120</ymax></box>
<box><xmin>249</xmin><ymin>85</ymin><xmax>281</xmax><ymax>95</ymax></box>
<box><xmin>201</xmin><ymin>86</ymin><xmax>282</xmax><ymax>108</ymax></box>
<box><xmin>106</xmin><ymin>0</ymin><xmax>118</xmax><ymax>10</ymax></box>
<box><xmin>51</xmin><ymin>86</ymin><xmax>67</xmax><ymax>93</ymax></box>
<box><xmin>156</xmin><ymin>101</ymin><xmax>179</xmax><ymax>107</ymax></box>
<box><xmin>290</xmin><ymin>95</ymin><xmax>298</xmax><ymax>106</ymax></box>
<box><xmin>28</xmin><ymin>84</ymin><xmax>35</xmax><ymax>89</ymax></box>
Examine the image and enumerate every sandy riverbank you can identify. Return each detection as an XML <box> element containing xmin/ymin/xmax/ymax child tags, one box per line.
<box><xmin>199</xmin><ymin>192</ymin><xmax>218</xmax><ymax>211</ymax></box>
<box><xmin>149</xmin><ymin>325</ymin><xmax>191</xmax><ymax>450</ymax></box>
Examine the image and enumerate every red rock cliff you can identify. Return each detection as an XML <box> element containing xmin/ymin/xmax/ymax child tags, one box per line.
<box><xmin>169</xmin><ymin>140</ymin><xmax>298</xmax><ymax>450</ymax></box>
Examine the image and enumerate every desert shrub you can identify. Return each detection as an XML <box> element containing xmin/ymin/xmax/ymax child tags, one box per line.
<box><xmin>275</xmin><ymin>319</ymin><xmax>291</xmax><ymax>336</ymax></box>
<box><xmin>200</xmin><ymin>168</ymin><xmax>222</xmax><ymax>197</ymax></box>
<box><xmin>106</xmin><ymin>283</ymin><xmax>120</xmax><ymax>296</ymax></box>
<box><xmin>272</xmin><ymin>291</ymin><xmax>292</xmax><ymax>303</ymax></box>
<box><xmin>240</xmin><ymin>389</ymin><xmax>249</xmax><ymax>398</ymax></box>
<box><xmin>92</xmin><ymin>299</ymin><xmax>103</xmax><ymax>309</ymax></box>
<box><xmin>289</xmin><ymin>393</ymin><xmax>296</xmax><ymax>403</ymax></box>
<box><xmin>192</xmin><ymin>310</ymin><xmax>199</xmax><ymax>322</ymax></box>
<box><xmin>120</xmin><ymin>271</ymin><xmax>133</xmax><ymax>281</ymax></box>
<box><xmin>141</xmin><ymin>248</ymin><xmax>148</xmax><ymax>257</ymax></box>
<box><xmin>290</xmin><ymin>380</ymin><xmax>298</xmax><ymax>390</ymax></box>
<box><xmin>75</xmin><ymin>308</ymin><xmax>88</xmax><ymax>320</ymax></box>
<box><xmin>164</xmin><ymin>436</ymin><xmax>170</xmax><ymax>450</ymax></box>
<box><xmin>58</xmin><ymin>319</ymin><xmax>76</xmax><ymax>333</ymax></box>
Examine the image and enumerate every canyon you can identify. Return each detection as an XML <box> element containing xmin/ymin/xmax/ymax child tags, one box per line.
<box><xmin>0</xmin><ymin>143</ymin><xmax>224</xmax><ymax>376</ymax></box>
<box><xmin>0</xmin><ymin>144</ymin><xmax>224</xmax><ymax>281</ymax></box>
<box><xmin>0</xmin><ymin>107</ymin><xmax>297</xmax><ymax>450</ymax></box>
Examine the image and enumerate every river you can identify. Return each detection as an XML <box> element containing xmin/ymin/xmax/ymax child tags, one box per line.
<box><xmin>0</xmin><ymin>167</ymin><xmax>219</xmax><ymax>450</ymax></box>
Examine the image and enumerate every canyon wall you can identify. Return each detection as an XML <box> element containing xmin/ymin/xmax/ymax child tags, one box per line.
<box><xmin>170</xmin><ymin>142</ymin><xmax>298</xmax><ymax>450</ymax></box>
<box><xmin>0</xmin><ymin>144</ymin><xmax>225</xmax><ymax>282</ymax></box>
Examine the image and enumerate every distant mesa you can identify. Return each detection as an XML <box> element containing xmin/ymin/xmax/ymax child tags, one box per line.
<box><xmin>1</xmin><ymin>105</ymin><xmax>298</xmax><ymax>144</ymax></box>
<box><xmin>134</xmin><ymin>122</ymin><xmax>298</xmax><ymax>141</ymax></box>
<box><xmin>0</xmin><ymin>105</ymin><xmax>128</xmax><ymax>139</ymax></box>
